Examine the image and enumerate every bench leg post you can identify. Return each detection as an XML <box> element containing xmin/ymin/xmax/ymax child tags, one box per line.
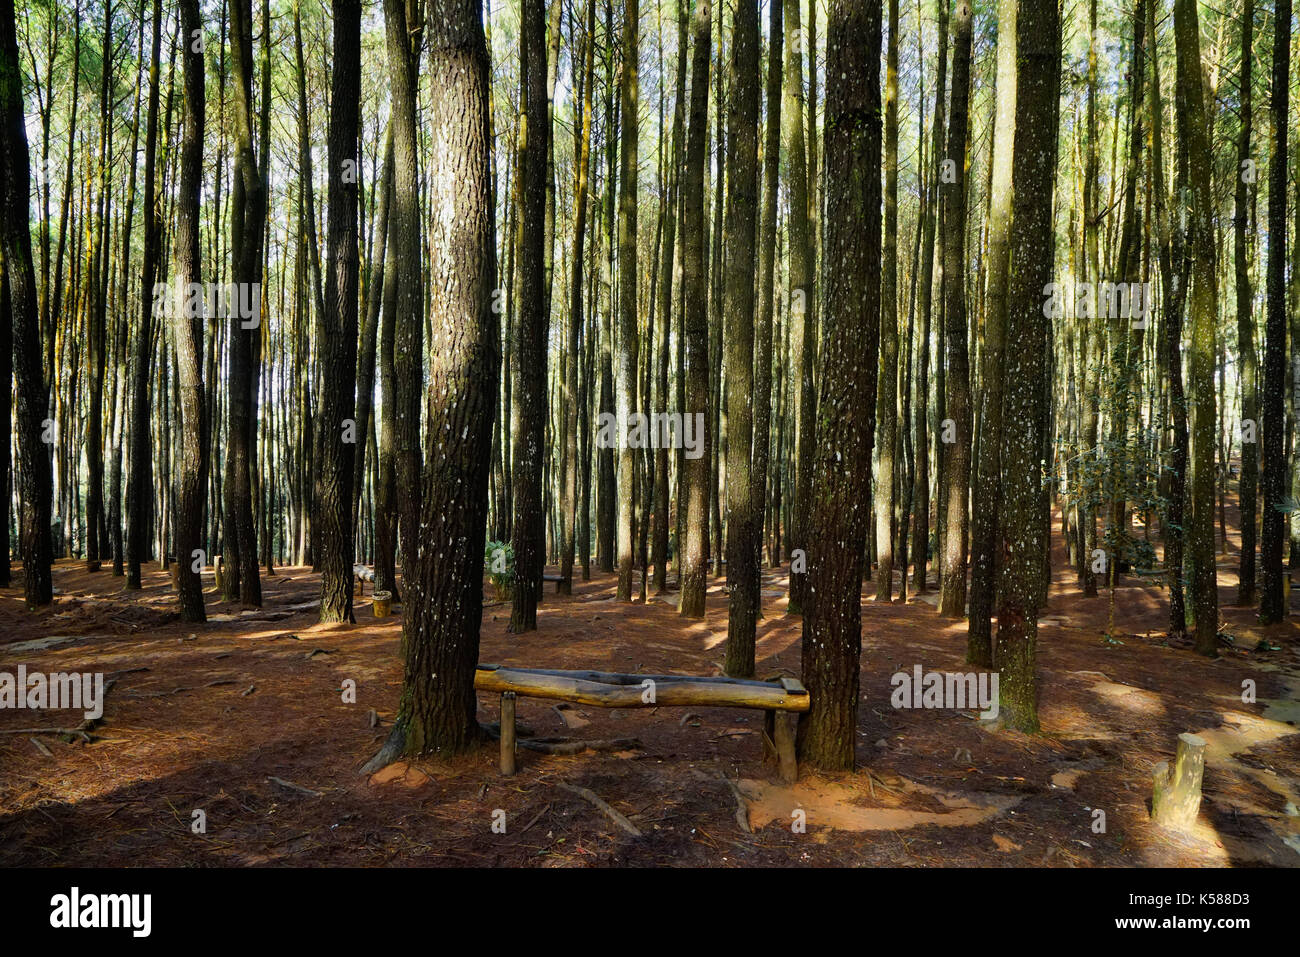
<box><xmin>762</xmin><ymin>709</ymin><xmax>777</xmax><ymax>761</ymax></box>
<box><xmin>774</xmin><ymin>712</ymin><xmax>797</xmax><ymax>784</ymax></box>
<box><xmin>500</xmin><ymin>692</ymin><xmax>517</xmax><ymax>776</ymax></box>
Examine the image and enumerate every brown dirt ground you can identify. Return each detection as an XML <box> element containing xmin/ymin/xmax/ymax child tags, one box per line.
<box><xmin>1</xmin><ymin>504</ymin><xmax>1298</xmax><ymax>867</ymax></box>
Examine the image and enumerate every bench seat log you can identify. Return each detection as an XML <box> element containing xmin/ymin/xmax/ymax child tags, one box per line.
<box><xmin>475</xmin><ymin>665</ymin><xmax>810</xmax><ymax>712</ymax></box>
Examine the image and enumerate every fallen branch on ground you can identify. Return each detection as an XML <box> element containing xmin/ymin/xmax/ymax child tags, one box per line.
<box><xmin>267</xmin><ymin>776</ymin><xmax>322</xmax><ymax>798</ymax></box>
<box><xmin>557</xmin><ymin>782</ymin><xmax>642</xmax><ymax>837</ymax></box>
<box><xmin>518</xmin><ymin>736</ymin><xmax>643</xmax><ymax>756</ymax></box>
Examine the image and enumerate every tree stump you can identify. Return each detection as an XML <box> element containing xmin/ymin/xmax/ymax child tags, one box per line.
<box><xmin>1151</xmin><ymin>732</ymin><xmax>1206</xmax><ymax>830</ymax></box>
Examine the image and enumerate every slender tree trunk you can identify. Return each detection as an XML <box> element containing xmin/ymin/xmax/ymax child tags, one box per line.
<box><xmin>510</xmin><ymin>0</ymin><xmax>550</xmax><ymax>630</ymax></box>
<box><xmin>1174</xmin><ymin>0</ymin><xmax>1221</xmax><ymax>653</ymax></box>
<box><xmin>653</xmin><ymin>0</ymin><xmax>688</xmax><ymax>595</ymax></box>
<box><xmin>562</xmin><ymin>0</ymin><xmax>596</xmax><ymax>595</ymax></box>
<box><xmin>127</xmin><ymin>0</ymin><xmax>164</xmax><ymax>590</ymax></box>
<box><xmin>968</xmin><ymin>0</ymin><xmax>1015</xmax><ymax>665</ymax></box>
<box><xmin>316</xmin><ymin>0</ymin><xmax>361</xmax><ymax>623</ymax></box>
<box><xmin>613</xmin><ymin>0</ymin><xmax>640</xmax><ymax>601</ymax></box>
<box><xmin>353</xmin><ymin>127</ymin><xmax>393</xmax><ymax>544</ymax></box>
<box><xmin>912</xmin><ymin>0</ymin><xmax>948</xmax><ymax>596</ymax></box>
<box><xmin>996</xmin><ymin>0</ymin><xmax>1061</xmax><ymax>732</ymax></box>
<box><xmin>0</xmin><ymin>0</ymin><xmax>50</xmax><ymax>604</ymax></box>
<box><xmin>1235</xmin><ymin>0</ymin><xmax>1257</xmax><ymax>605</ymax></box>
<box><xmin>171</xmin><ymin>0</ymin><xmax>209</xmax><ymax>622</ymax></box>
<box><xmin>84</xmin><ymin>2</ymin><xmax>113</xmax><ymax>573</ymax></box>
<box><xmin>224</xmin><ymin>0</ymin><xmax>263</xmax><ymax>607</ymax></box>
<box><xmin>874</xmin><ymin>0</ymin><xmax>899</xmax><ymax>603</ymax></box>
<box><xmin>679</xmin><ymin>0</ymin><xmax>712</xmax><ymax>619</ymax></box>
<box><xmin>0</xmin><ymin>251</ymin><xmax>9</xmax><ymax>587</ymax></box>
<box><xmin>1147</xmin><ymin>0</ymin><xmax>1188</xmax><ymax>636</ymax></box>
<box><xmin>750</xmin><ymin>0</ymin><xmax>781</xmax><ymax>610</ymax></box>
<box><xmin>938</xmin><ymin>0</ymin><xmax>973</xmax><ymax>617</ymax></box>
<box><xmin>784</xmin><ymin>0</ymin><xmax>814</xmax><ymax>615</ymax></box>
<box><xmin>723</xmin><ymin>0</ymin><xmax>760</xmax><ymax>676</ymax></box>
<box><xmin>1260</xmin><ymin>0</ymin><xmax>1289</xmax><ymax>623</ymax></box>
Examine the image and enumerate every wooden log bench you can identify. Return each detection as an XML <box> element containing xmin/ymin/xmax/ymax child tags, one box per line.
<box><xmin>475</xmin><ymin>664</ymin><xmax>809</xmax><ymax>783</ymax></box>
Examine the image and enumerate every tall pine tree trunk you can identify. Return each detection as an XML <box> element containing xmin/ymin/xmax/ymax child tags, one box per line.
<box><xmin>723</xmin><ymin>0</ymin><xmax>760</xmax><ymax>676</ymax></box>
<box><xmin>562</xmin><ymin>0</ymin><xmax>596</xmax><ymax>595</ymax></box>
<box><xmin>1260</xmin><ymin>0</ymin><xmax>1289</xmax><ymax>623</ymax></box>
<box><xmin>1235</xmin><ymin>0</ymin><xmax>1257</xmax><ymax>604</ymax></box>
<box><xmin>224</xmin><ymin>0</ymin><xmax>263</xmax><ymax>608</ymax></box>
<box><xmin>614</xmin><ymin>0</ymin><xmax>640</xmax><ymax>601</ymax></box>
<box><xmin>783</xmin><ymin>0</ymin><xmax>814</xmax><ymax>615</ymax></box>
<box><xmin>968</xmin><ymin>0</ymin><xmax>1015</xmax><ymax>664</ymax></box>
<box><xmin>365</xmin><ymin>0</ymin><xmax>498</xmax><ymax>765</ymax></box>
<box><xmin>912</xmin><ymin>0</ymin><xmax>948</xmax><ymax>596</ymax></box>
<box><xmin>0</xmin><ymin>0</ymin><xmax>54</xmax><ymax>606</ymax></box>
<box><xmin>996</xmin><ymin>0</ymin><xmax>1061</xmax><ymax>732</ymax></box>
<box><xmin>171</xmin><ymin>0</ymin><xmax>209</xmax><ymax>623</ymax></box>
<box><xmin>678</xmin><ymin>0</ymin><xmax>713</xmax><ymax>619</ymax></box>
<box><xmin>316</xmin><ymin>0</ymin><xmax>361</xmax><ymax>623</ymax></box>
<box><xmin>800</xmin><ymin>0</ymin><xmax>881</xmax><ymax>771</ymax></box>
<box><xmin>1174</xmin><ymin>0</ymin><xmax>1221</xmax><ymax>653</ymax></box>
<box><xmin>511</xmin><ymin>0</ymin><xmax>550</xmax><ymax>630</ymax></box>
<box><xmin>126</xmin><ymin>0</ymin><xmax>164</xmax><ymax>590</ymax></box>
<box><xmin>874</xmin><ymin>0</ymin><xmax>899</xmax><ymax>603</ymax></box>
<box><xmin>938</xmin><ymin>0</ymin><xmax>973</xmax><ymax>618</ymax></box>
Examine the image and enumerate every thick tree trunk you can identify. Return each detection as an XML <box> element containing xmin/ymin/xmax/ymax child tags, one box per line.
<box><xmin>799</xmin><ymin>0</ymin><xmax>881</xmax><ymax>771</ymax></box>
<box><xmin>367</xmin><ymin>0</ymin><xmax>498</xmax><ymax>765</ymax></box>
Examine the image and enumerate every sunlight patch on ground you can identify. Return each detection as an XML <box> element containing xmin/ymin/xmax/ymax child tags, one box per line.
<box><xmin>736</xmin><ymin>774</ymin><xmax>1020</xmax><ymax>832</ymax></box>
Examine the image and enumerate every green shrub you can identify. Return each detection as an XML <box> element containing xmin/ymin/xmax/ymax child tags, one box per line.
<box><xmin>484</xmin><ymin>540</ymin><xmax>514</xmax><ymax>601</ymax></box>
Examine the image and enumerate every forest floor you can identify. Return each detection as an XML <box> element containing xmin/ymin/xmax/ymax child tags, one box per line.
<box><xmin>2</xmin><ymin>506</ymin><xmax>1298</xmax><ymax>867</ymax></box>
